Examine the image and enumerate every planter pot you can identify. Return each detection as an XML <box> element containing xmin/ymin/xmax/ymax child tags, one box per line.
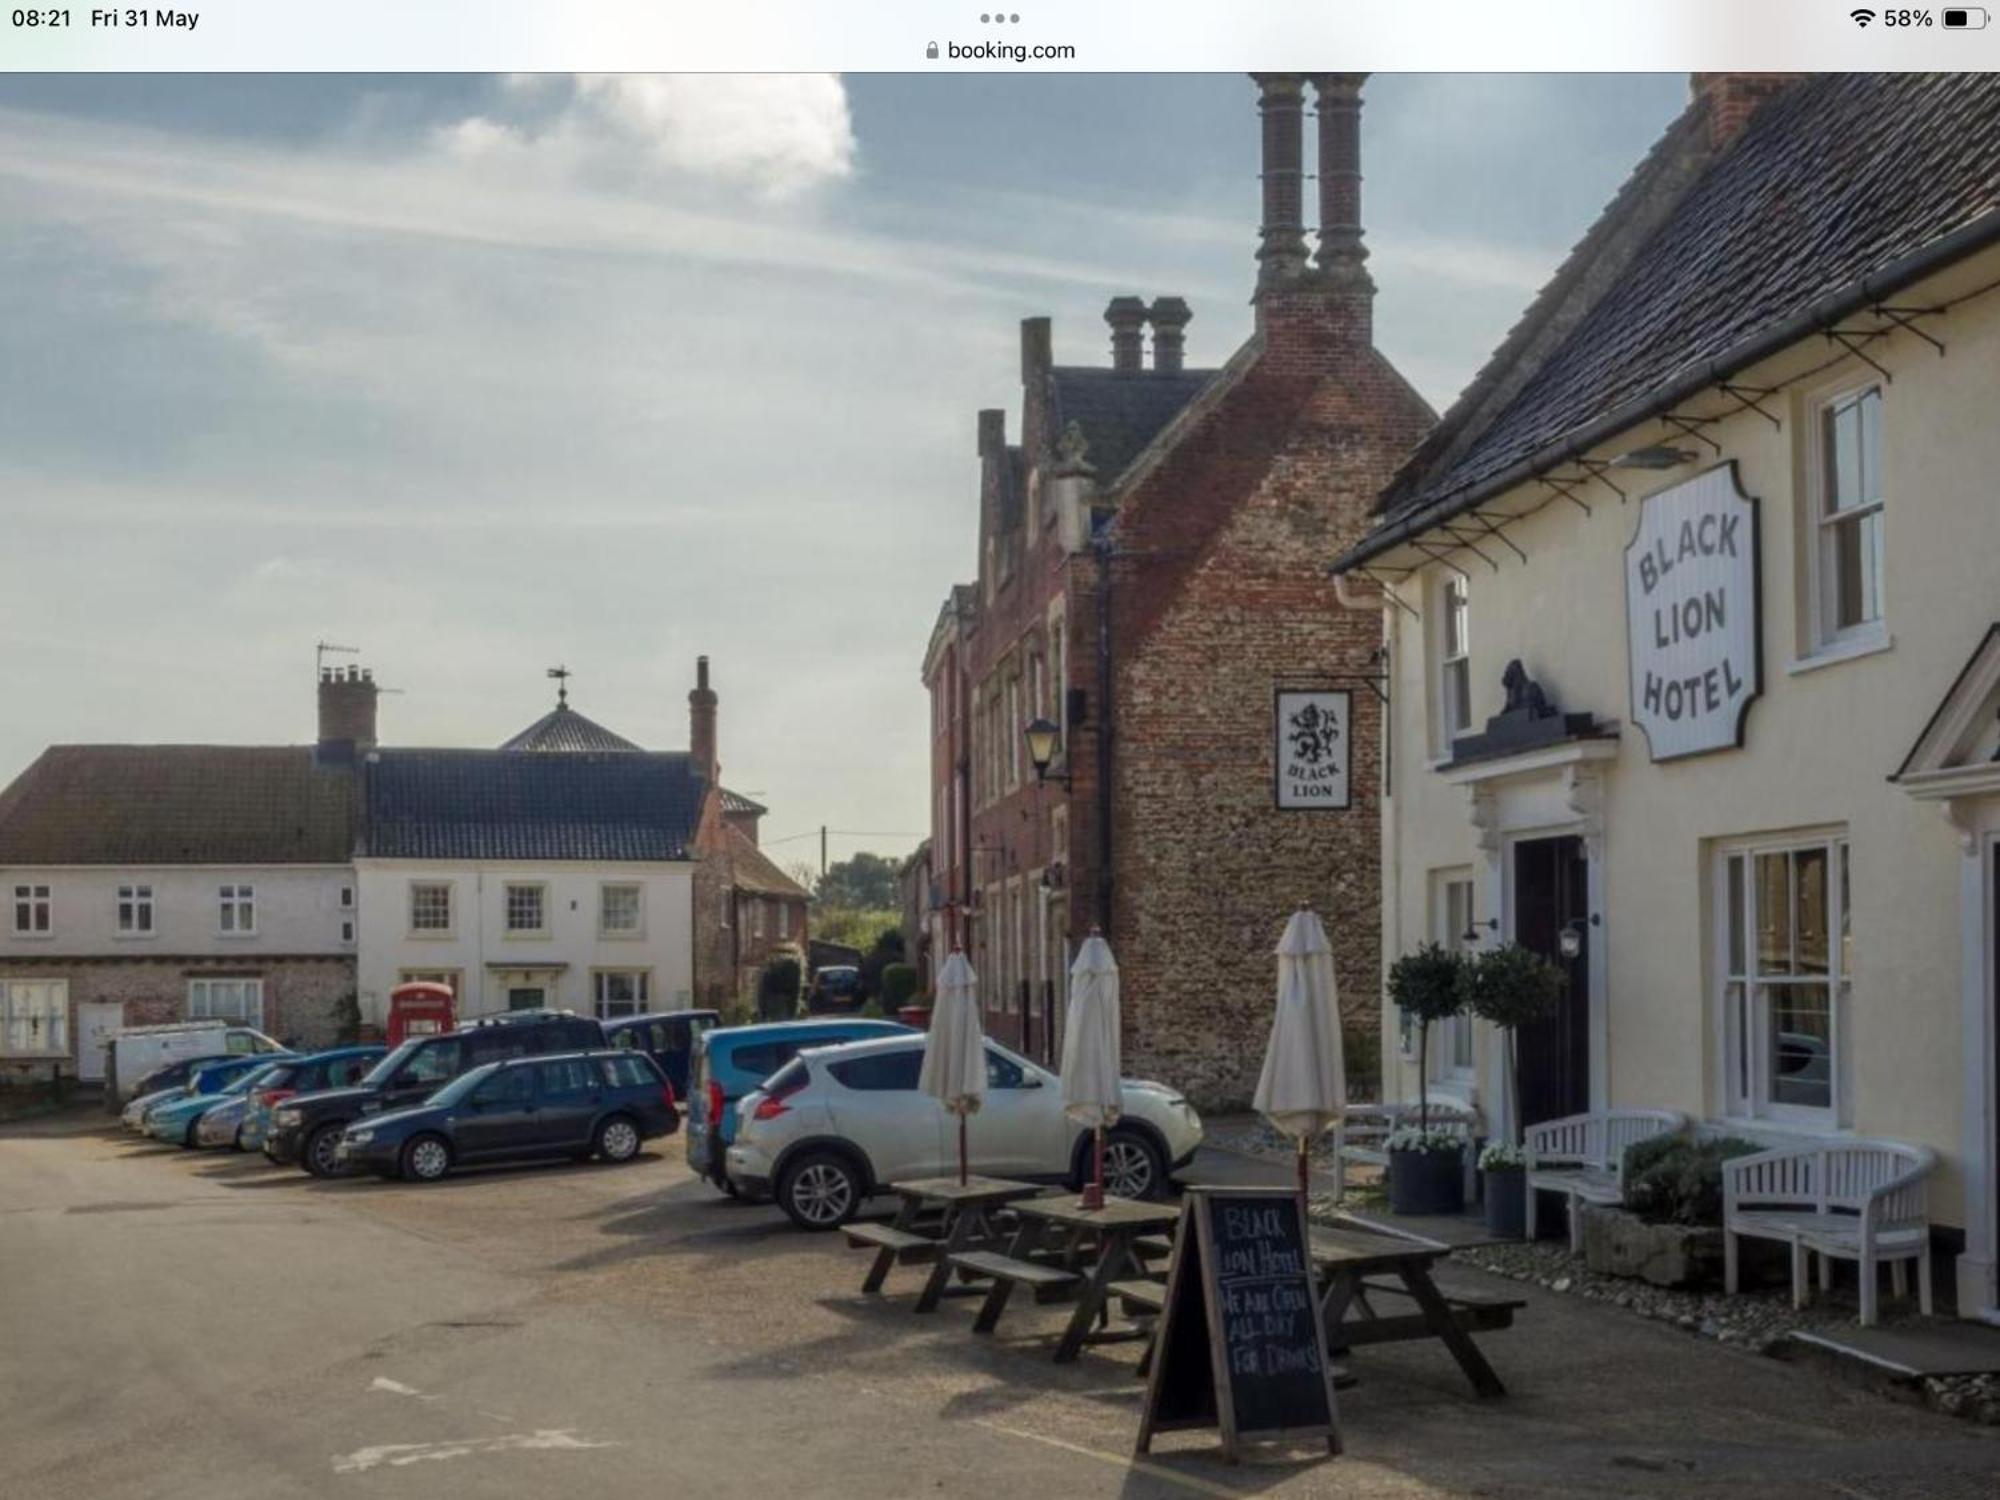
<box><xmin>897</xmin><ymin>1006</ymin><xmax>933</xmax><ymax>1031</ymax></box>
<box><xmin>1482</xmin><ymin>1166</ymin><xmax>1527</xmax><ymax>1239</ymax></box>
<box><xmin>1388</xmin><ymin>1147</ymin><xmax>1465</xmax><ymax>1216</ymax></box>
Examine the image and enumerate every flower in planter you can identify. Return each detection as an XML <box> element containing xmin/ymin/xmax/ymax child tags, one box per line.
<box><xmin>1386</xmin><ymin>1125</ymin><xmax>1465</xmax><ymax>1155</ymax></box>
<box><xmin>1478</xmin><ymin>1140</ymin><xmax>1526</xmax><ymax>1172</ymax></box>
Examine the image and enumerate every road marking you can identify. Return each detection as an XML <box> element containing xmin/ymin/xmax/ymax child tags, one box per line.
<box><xmin>368</xmin><ymin>1378</ymin><xmax>431</xmax><ymax>1398</ymax></box>
<box><xmin>332</xmin><ymin>1430</ymin><xmax>618</xmax><ymax>1473</ymax></box>
<box><xmin>973</xmin><ymin>1420</ymin><xmax>1246</xmax><ymax>1498</ymax></box>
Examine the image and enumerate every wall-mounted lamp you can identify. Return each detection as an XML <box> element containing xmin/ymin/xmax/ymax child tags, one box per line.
<box><xmin>1557</xmin><ymin>914</ymin><xmax>1602</xmax><ymax>961</ymax></box>
<box><xmin>1023</xmin><ymin>717</ymin><xmax>1069</xmax><ymax>787</ymax></box>
<box><xmin>1461</xmin><ymin>917</ymin><xmax>1499</xmax><ymax>944</ymax></box>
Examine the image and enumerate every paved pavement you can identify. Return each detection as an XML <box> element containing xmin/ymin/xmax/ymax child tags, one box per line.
<box><xmin>4</xmin><ymin>1107</ymin><xmax>1998</xmax><ymax>1499</ymax></box>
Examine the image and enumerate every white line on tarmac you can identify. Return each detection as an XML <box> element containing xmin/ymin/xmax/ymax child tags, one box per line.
<box><xmin>973</xmin><ymin>1420</ymin><xmax>1246</xmax><ymax>1499</ymax></box>
<box><xmin>332</xmin><ymin>1430</ymin><xmax>618</xmax><ymax>1474</ymax></box>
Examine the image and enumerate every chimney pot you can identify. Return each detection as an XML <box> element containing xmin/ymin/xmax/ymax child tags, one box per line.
<box><xmin>1148</xmin><ymin>297</ymin><xmax>1191</xmax><ymax>375</ymax></box>
<box><xmin>1312</xmin><ymin>74</ymin><xmax>1372</xmax><ymax>288</ymax></box>
<box><xmin>1020</xmin><ymin>316</ymin><xmax>1052</xmax><ymax>386</ymax></box>
<box><xmin>977</xmin><ymin>408</ymin><xmax>1006</xmax><ymax>457</ymax></box>
<box><xmin>1104</xmin><ymin>295</ymin><xmax>1147</xmax><ymax>375</ymax></box>
<box><xmin>317</xmin><ymin>660</ymin><xmax>379</xmax><ymax>755</ymax></box>
<box><xmin>1252</xmin><ymin>74</ymin><xmax>1310</xmax><ymax>289</ymax></box>
<box><xmin>689</xmin><ymin>656</ymin><xmax>719</xmax><ymax>789</ymax></box>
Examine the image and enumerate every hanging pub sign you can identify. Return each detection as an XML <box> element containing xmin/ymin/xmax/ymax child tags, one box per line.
<box><xmin>1624</xmin><ymin>462</ymin><xmax>1762</xmax><ymax>762</ymax></box>
<box><xmin>1275</xmin><ymin>690</ymin><xmax>1351</xmax><ymax>809</ymax></box>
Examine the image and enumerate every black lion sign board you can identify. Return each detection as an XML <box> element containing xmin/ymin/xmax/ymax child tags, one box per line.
<box><xmin>1274</xmin><ymin>690</ymin><xmax>1351</xmax><ymax>809</ymax></box>
<box><xmin>1136</xmin><ymin>1187</ymin><xmax>1340</xmax><ymax>1462</ymax></box>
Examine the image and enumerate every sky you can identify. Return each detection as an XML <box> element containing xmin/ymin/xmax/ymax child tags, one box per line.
<box><xmin>0</xmin><ymin>72</ymin><xmax>1686</xmax><ymax>867</ymax></box>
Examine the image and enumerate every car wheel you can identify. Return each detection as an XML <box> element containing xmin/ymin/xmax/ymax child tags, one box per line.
<box><xmin>595</xmin><ymin>1115</ymin><xmax>642</xmax><ymax>1163</ymax></box>
<box><xmin>302</xmin><ymin>1123</ymin><xmax>349</xmax><ymax>1179</ymax></box>
<box><xmin>777</xmin><ymin>1151</ymin><xmax>862</xmax><ymax>1231</ymax></box>
<box><xmin>1102</xmin><ymin>1128</ymin><xmax>1167</xmax><ymax>1200</ymax></box>
<box><xmin>401</xmin><ymin>1134</ymin><xmax>453</xmax><ymax>1183</ymax></box>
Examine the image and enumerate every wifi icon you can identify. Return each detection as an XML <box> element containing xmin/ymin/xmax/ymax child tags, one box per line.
<box><xmin>1851</xmin><ymin>7</ymin><xmax>1876</xmax><ymax>22</ymax></box>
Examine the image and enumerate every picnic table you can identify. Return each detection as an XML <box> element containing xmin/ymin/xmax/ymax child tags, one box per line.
<box><xmin>953</xmin><ymin>1195</ymin><xmax>1182</xmax><ymax>1363</ymax></box>
<box><xmin>846</xmin><ymin>1175</ymin><xmax>1046</xmax><ymax>1312</ymax></box>
<box><xmin>1310</xmin><ymin>1215</ymin><xmax>1520</xmax><ymax>1398</ymax></box>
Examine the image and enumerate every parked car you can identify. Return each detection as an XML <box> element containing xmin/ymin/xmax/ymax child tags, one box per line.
<box><xmin>267</xmin><ymin>1010</ymin><xmax>606</xmax><ymax>1177</ymax></box>
<box><xmin>146</xmin><ymin>1059</ymin><xmax>292</xmax><ymax>1147</ymax></box>
<box><xmin>103</xmin><ymin>1021</ymin><xmax>284</xmax><ymax>1105</ymax></box>
<box><xmin>238</xmin><ymin>1045</ymin><xmax>387</xmax><ymax>1154</ymax></box>
<box><xmin>127</xmin><ymin>1052</ymin><xmax>233</xmax><ymax>1105</ymax></box>
<box><xmin>335</xmin><ymin>1050</ymin><xmax>678</xmax><ymax>1182</ymax></box>
<box><xmin>121</xmin><ymin>1084</ymin><xmax>193</xmax><ymax>1133</ymax></box>
<box><xmin>603</xmin><ymin>1009</ymin><xmax>719</xmax><ymax>1097</ymax></box>
<box><xmin>805</xmin><ymin>966</ymin><xmax>865</xmax><ymax>1014</ymax></box>
<box><xmin>129</xmin><ymin>1052</ymin><xmax>291</xmax><ymax>1135</ymax></box>
<box><xmin>193</xmin><ymin>1090</ymin><xmax>253</xmax><ymax>1150</ymax></box>
<box><xmin>685</xmin><ymin>1018</ymin><xmax>914</xmax><ymax>1195</ymax></box>
<box><xmin>727</xmin><ymin>1034</ymin><xmax>1205</xmax><ymax>1230</ymax></box>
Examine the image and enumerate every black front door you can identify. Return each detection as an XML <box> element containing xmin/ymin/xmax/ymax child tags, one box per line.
<box><xmin>1513</xmin><ymin>834</ymin><xmax>1591</xmax><ymax>1127</ymax></box>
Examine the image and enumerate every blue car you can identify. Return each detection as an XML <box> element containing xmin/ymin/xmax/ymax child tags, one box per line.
<box><xmin>684</xmin><ymin>1018</ymin><xmax>913</xmax><ymax>1195</ymax></box>
<box><xmin>602</xmin><ymin>1009</ymin><xmax>719</xmax><ymax>1097</ymax></box>
<box><xmin>145</xmin><ymin>1058</ymin><xmax>292</xmax><ymax>1147</ymax></box>
<box><xmin>238</xmin><ymin>1044</ymin><xmax>387</xmax><ymax>1154</ymax></box>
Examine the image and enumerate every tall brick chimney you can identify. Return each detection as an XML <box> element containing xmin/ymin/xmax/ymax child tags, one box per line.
<box><xmin>317</xmin><ymin>665</ymin><xmax>378</xmax><ymax>761</ymax></box>
<box><xmin>1104</xmin><ymin>296</ymin><xmax>1147</xmax><ymax>374</ymax></box>
<box><xmin>1254</xmin><ymin>73</ymin><xmax>1375</xmax><ymax>353</ymax></box>
<box><xmin>1148</xmin><ymin>297</ymin><xmax>1191</xmax><ymax>374</ymax></box>
<box><xmin>1253</xmin><ymin>74</ymin><xmax>1310</xmax><ymax>290</ymax></box>
<box><xmin>1313</xmin><ymin>73</ymin><xmax>1372</xmax><ymax>293</ymax></box>
<box><xmin>688</xmin><ymin>656</ymin><xmax>718</xmax><ymax>789</ymax></box>
<box><xmin>1692</xmin><ymin>73</ymin><xmax>1801</xmax><ymax>150</ymax></box>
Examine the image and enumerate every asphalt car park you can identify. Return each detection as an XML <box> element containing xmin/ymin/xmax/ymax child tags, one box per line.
<box><xmin>8</xmin><ymin>1108</ymin><xmax>2000</xmax><ymax>1500</ymax></box>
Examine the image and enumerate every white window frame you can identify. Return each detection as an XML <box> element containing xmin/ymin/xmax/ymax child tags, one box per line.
<box><xmin>777</xmin><ymin>901</ymin><xmax>793</xmax><ymax>940</ymax></box>
<box><xmin>1430</xmin><ymin>870</ymin><xmax>1478</xmax><ymax>1082</ymax></box>
<box><xmin>1804</xmin><ymin>381</ymin><xmax>1889</xmax><ymax>659</ymax></box>
<box><xmin>11</xmin><ymin>884</ymin><xmax>51</xmax><ymax>937</ymax></box>
<box><xmin>188</xmin><ymin>977</ymin><xmax>264</xmax><ymax>1028</ymax></box>
<box><xmin>217</xmin><ymin>883</ymin><xmax>256</xmax><ymax>937</ymax></box>
<box><xmin>599</xmin><ymin>882</ymin><xmax>644</xmax><ymax>938</ymax></box>
<box><xmin>0</xmin><ymin>979</ymin><xmax>68</xmax><ymax>1055</ymax></box>
<box><xmin>503</xmin><ymin>881</ymin><xmax>547</xmax><ymax>937</ymax></box>
<box><xmin>116</xmin><ymin>882</ymin><xmax>155</xmax><ymax>936</ymax></box>
<box><xmin>398</xmin><ymin>968</ymin><xmax>462</xmax><ymax>996</ymax></box>
<box><xmin>1713</xmin><ymin>829</ymin><xmax>1851</xmax><ymax>1128</ymax></box>
<box><xmin>751</xmin><ymin>899</ymin><xmax>765</xmax><ymax>940</ymax></box>
<box><xmin>1435</xmin><ymin>571</ymin><xmax>1473</xmax><ymax>752</ymax></box>
<box><xmin>408</xmin><ymin>881</ymin><xmax>454</xmax><ymax>937</ymax></box>
<box><xmin>591</xmin><ymin>968</ymin><xmax>652</xmax><ymax>1019</ymax></box>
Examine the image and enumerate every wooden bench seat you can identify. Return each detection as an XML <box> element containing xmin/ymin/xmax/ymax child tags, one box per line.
<box><xmin>1328</xmin><ymin>1280</ymin><xmax>1525</xmax><ymax>1351</ymax></box>
<box><xmin>950</xmin><ymin>1251</ymin><xmax>1082</xmax><ymax>1333</ymax></box>
<box><xmin>845</xmin><ymin>1222</ymin><xmax>942</xmax><ymax>1294</ymax></box>
<box><xmin>1525</xmin><ymin>1109</ymin><xmax>1687</xmax><ymax>1250</ymax></box>
<box><xmin>1133</xmin><ymin>1234</ymin><xmax>1174</xmax><ymax>1260</ymax></box>
<box><xmin>1108</xmin><ymin>1279</ymin><xmax>1166</xmax><ymax>1314</ymax></box>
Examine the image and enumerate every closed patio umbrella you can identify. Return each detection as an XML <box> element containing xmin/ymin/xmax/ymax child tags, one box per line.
<box><xmin>1060</xmin><ymin>929</ymin><xmax>1122</xmax><ymax>1207</ymax></box>
<box><xmin>1253</xmin><ymin>906</ymin><xmax>1346</xmax><ymax>1204</ymax></box>
<box><xmin>920</xmin><ymin>948</ymin><xmax>987</xmax><ymax>1184</ymax></box>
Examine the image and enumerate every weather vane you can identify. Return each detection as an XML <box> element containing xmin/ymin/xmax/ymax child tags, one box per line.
<box><xmin>547</xmin><ymin>664</ymin><xmax>572</xmax><ymax>708</ymax></box>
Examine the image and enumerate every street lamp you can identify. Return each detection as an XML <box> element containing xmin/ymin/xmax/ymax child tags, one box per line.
<box><xmin>1023</xmin><ymin>717</ymin><xmax>1067</xmax><ymax>786</ymax></box>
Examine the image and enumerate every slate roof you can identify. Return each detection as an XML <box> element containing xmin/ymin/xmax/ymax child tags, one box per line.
<box><xmin>722</xmin><ymin>824</ymin><xmax>809</xmax><ymax>900</ymax></box>
<box><xmin>498</xmin><ymin>704</ymin><xmax>642</xmax><ymax>753</ymax></box>
<box><xmin>363</xmin><ymin>750</ymin><xmax>705</xmax><ymax>863</ymax></box>
<box><xmin>1049</xmin><ymin>366</ymin><xmax>1217</xmax><ymax>485</ymax></box>
<box><xmin>1374</xmin><ymin>73</ymin><xmax>2000</xmax><ymax>532</ymax></box>
<box><xmin>0</xmin><ymin>746</ymin><xmax>358</xmax><ymax>866</ymax></box>
<box><xmin>720</xmin><ymin>787</ymin><xmax>767</xmax><ymax>817</ymax></box>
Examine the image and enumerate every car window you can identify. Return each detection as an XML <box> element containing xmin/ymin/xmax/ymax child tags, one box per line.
<box><xmin>224</xmin><ymin>1034</ymin><xmax>254</xmax><ymax>1055</ymax></box>
<box><xmin>258</xmin><ymin>1063</ymin><xmax>298</xmax><ymax>1090</ymax></box>
<box><xmin>469</xmin><ymin>1067</ymin><xmax>535</xmax><ymax>1108</ymax></box>
<box><xmin>328</xmin><ymin>1056</ymin><xmax>373</xmax><ymax>1087</ymax></box>
<box><xmin>663</xmin><ymin>1020</ymin><xmax>690</xmax><ymax>1050</ymax></box>
<box><xmin>537</xmin><ymin>1058</ymin><xmax>598</xmax><ymax>1097</ymax></box>
<box><xmin>611</xmin><ymin>1027</ymin><xmax>641</xmax><ymax>1052</ymax></box>
<box><xmin>400</xmin><ymin>1039</ymin><xmax>462</xmax><ymax>1086</ymax></box>
<box><xmin>827</xmin><ymin>1049</ymin><xmax>922</xmax><ymax>1092</ymax></box>
<box><xmin>984</xmin><ymin>1049</ymin><xmax>1028</xmax><ymax>1090</ymax></box>
<box><xmin>598</xmin><ymin>1054</ymin><xmax>657</xmax><ymax>1089</ymax></box>
<box><xmin>726</xmin><ymin>1042</ymin><xmax>795</xmax><ymax>1080</ymax></box>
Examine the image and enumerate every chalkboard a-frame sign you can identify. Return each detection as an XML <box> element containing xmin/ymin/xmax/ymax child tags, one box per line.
<box><xmin>1135</xmin><ymin>1187</ymin><xmax>1340</xmax><ymax>1463</ymax></box>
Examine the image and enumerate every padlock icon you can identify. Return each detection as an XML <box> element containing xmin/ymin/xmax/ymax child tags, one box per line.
<box><xmin>926</xmin><ymin>41</ymin><xmax>939</xmax><ymax>59</ymax></box>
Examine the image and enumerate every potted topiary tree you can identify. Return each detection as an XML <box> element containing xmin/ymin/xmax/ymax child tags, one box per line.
<box><xmin>1461</xmin><ymin>942</ymin><xmax>1567</xmax><ymax>1238</ymax></box>
<box><xmin>881</xmin><ymin>962</ymin><xmax>927</xmax><ymax>1028</ymax></box>
<box><xmin>1384</xmin><ymin>941</ymin><xmax>1471</xmax><ymax>1215</ymax></box>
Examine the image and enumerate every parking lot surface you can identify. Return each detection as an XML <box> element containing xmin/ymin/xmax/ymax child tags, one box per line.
<box><xmin>4</xmin><ymin>1108</ymin><xmax>1999</xmax><ymax>1499</ymax></box>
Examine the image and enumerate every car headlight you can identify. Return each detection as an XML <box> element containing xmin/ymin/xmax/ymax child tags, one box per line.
<box><xmin>346</xmin><ymin>1129</ymin><xmax>374</xmax><ymax>1145</ymax></box>
<box><xmin>275</xmin><ymin>1107</ymin><xmax>301</xmax><ymax>1125</ymax></box>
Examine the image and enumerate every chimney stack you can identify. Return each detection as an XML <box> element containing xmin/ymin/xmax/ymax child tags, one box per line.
<box><xmin>1313</xmin><ymin>74</ymin><xmax>1372</xmax><ymax>291</ymax></box>
<box><xmin>1148</xmin><ymin>297</ymin><xmax>1192</xmax><ymax>374</ymax></box>
<box><xmin>1691</xmin><ymin>73</ymin><xmax>1801</xmax><ymax>150</ymax></box>
<box><xmin>1104</xmin><ymin>296</ymin><xmax>1147</xmax><ymax>374</ymax></box>
<box><xmin>1253</xmin><ymin>74</ymin><xmax>1310</xmax><ymax>290</ymax></box>
<box><xmin>977</xmin><ymin>408</ymin><xmax>1006</xmax><ymax>457</ymax></box>
<box><xmin>1020</xmin><ymin>315</ymin><xmax>1052</xmax><ymax>386</ymax></box>
<box><xmin>688</xmin><ymin>655</ymin><xmax>719</xmax><ymax>789</ymax></box>
<box><xmin>316</xmin><ymin>663</ymin><xmax>379</xmax><ymax>761</ymax></box>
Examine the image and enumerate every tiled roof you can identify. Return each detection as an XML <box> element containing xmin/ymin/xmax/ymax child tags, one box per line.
<box><xmin>1376</xmin><ymin>73</ymin><xmax>2000</xmax><ymax>528</ymax></box>
<box><xmin>720</xmin><ymin>788</ymin><xmax>767</xmax><ymax>817</ymax></box>
<box><xmin>723</xmin><ymin>824</ymin><xmax>808</xmax><ymax>899</ymax></box>
<box><xmin>1049</xmin><ymin>366</ymin><xmax>1217</xmax><ymax>485</ymax></box>
<box><xmin>0</xmin><ymin>746</ymin><xmax>358</xmax><ymax>865</ymax></box>
<box><xmin>364</xmin><ymin>750</ymin><xmax>704</xmax><ymax>862</ymax></box>
<box><xmin>498</xmin><ymin>704</ymin><xmax>642</xmax><ymax>753</ymax></box>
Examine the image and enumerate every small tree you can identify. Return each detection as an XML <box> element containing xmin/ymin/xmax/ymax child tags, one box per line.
<box><xmin>1460</xmin><ymin>943</ymin><xmax>1567</xmax><ymax>1147</ymax></box>
<box><xmin>1385</xmin><ymin>942</ymin><xmax>1468</xmax><ymax>1130</ymax></box>
<box><xmin>881</xmin><ymin>962</ymin><xmax>920</xmax><ymax>1010</ymax></box>
<box><xmin>757</xmin><ymin>954</ymin><xmax>803</xmax><ymax>1021</ymax></box>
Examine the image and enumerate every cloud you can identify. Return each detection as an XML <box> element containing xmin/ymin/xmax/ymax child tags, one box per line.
<box><xmin>436</xmin><ymin>74</ymin><xmax>857</xmax><ymax>199</ymax></box>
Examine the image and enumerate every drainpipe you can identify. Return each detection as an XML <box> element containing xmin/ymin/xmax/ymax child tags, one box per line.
<box><xmin>1093</xmin><ymin>536</ymin><xmax>1115</xmax><ymax>935</ymax></box>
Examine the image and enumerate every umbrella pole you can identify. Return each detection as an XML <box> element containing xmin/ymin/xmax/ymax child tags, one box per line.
<box><xmin>1081</xmin><ymin>1124</ymin><xmax>1106</xmax><ymax>1210</ymax></box>
<box><xmin>1296</xmin><ymin>1136</ymin><xmax>1311</xmax><ymax>1208</ymax></box>
<box><xmin>958</xmin><ymin>1112</ymin><xmax>968</xmax><ymax>1186</ymax></box>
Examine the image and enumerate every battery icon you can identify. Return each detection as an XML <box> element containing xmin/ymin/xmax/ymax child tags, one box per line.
<box><xmin>1943</xmin><ymin>6</ymin><xmax>1989</xmax><ymax>25</ymax></box>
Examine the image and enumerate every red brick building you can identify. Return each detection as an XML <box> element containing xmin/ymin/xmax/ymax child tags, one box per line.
<box><xmin>921</xmin><ymin>75</ymin><xmax>1435</xmax><ymax>1106</ymax></box>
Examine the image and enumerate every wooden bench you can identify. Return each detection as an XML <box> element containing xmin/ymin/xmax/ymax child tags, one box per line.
<box><xmin>1724</xmin><ymin>1139</ymin><xmax>1936</xmax><ymax>1326</ymax></box>
<box><xmin>1525</xmin><ymin>1109</ymin><xmax>1687</xmax><ymax>1250</ymax></box>
<box><xmin>1334</xmin><ymin>1098</ymin><xmax>1481</xmax><ymax>1203</ymax></box>
<box><xmin>844</xmin><ymin>1222</ymin><xmax>942</xmax><ymax>1294</ymax></box>
<box><xmin>1330</xmin><ymin>1278</ymin><xmax>1525</xmax><ymax>1350</ymax></box>
<box><xmin>949</xmin><ymin>1251</ymin><xmax>1082</xmax><ymax>1333</ymax></box>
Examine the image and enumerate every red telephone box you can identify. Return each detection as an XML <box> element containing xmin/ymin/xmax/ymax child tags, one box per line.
<box><xmin>387</xmin><ymin>981</ymin><xmax>456</xmax><ymax>1047</ymax></box>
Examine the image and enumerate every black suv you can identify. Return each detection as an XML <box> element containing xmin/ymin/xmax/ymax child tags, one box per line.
<box><xmin>265</xmin><ymin>1010</ymin><xmax>606</xmax><ymax>1176</ymax></box>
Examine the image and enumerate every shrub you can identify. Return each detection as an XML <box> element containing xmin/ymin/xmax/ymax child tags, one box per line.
<box><xmin>756</xmin><ymin>955</ymin><xmax>802</xmax><ymax>1021</ymax></box>
<box><xmin>719</xmin><ymin>1001</ymin><xmax>756</xmax><ymax>1029</ymax></box>
<box><xmin>1621</xmin><ymin>1135</ymin><xmax>1765</xmax><ymax>1226</ymax></box>
<box><xmin>1460</xmin><ymin>943</ymin><xmax>1567</xmax><ymax>1148</ymax></box>
<box><xmin>1341</xmin><ymin>1022</ymin><xmax>1381</xmax><ymax>1102</ymax></box>
<box><xmin>1386</xmin><ymin>942</ymin><xmax>1467</xmax><ymax>1129</ymax></box>
<box><xmin>1385</xmin><ymin>1126</ymin><xmax>1465</xmax><ymax>1156</ymax></box>
<box><xmin>881</xmin><ymin>963</ymin><xmax>920</xmax><ymax>1009</ymax></box>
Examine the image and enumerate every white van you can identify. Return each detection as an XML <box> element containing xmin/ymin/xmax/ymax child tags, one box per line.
<box><xmin>103</xmin><ymin>1022</ymin><xmax>283</xmax><ymax>1105</ymax></box>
